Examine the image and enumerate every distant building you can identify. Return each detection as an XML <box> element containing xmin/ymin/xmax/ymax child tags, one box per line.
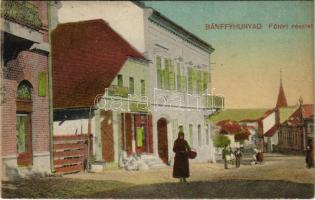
<box><xmin>278</xmin><ymin>103</ymin><xmax>314</xmax><ymax>153</ymax></box>
<box><xmin>1</xmin><ymin>1</ymin><xmax>51</xmax><ymax>179</ymax></box>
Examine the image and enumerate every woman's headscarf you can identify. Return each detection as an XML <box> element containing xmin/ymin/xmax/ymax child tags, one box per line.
<box><xmin>178</xmin><ymin>131</ymin><xmax>185</xmax><ymax>139</ymax></box>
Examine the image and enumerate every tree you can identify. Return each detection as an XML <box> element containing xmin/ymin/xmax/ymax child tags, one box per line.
<box><xmin>213</xmin><ymin>134</ymin><xmax>231</xmax><ymax>148</ymax></box>
<box><xmin>213</xmin><ymin>134</ymin><xmax>231</xmax><ymax>169</ymax></box>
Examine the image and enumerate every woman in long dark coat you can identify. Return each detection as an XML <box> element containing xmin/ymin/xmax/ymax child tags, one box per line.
<box><xmin>306</xmin><ymin>145</ymin><xmax>314</xmax><ymax>168</ymax></box>
<box><xmin>173</xmin><ymin>132</ymin><xmax>191</xmax><ymax>182</ymax></box>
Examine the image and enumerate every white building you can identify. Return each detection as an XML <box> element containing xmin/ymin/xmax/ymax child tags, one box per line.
<box><xmin>53</xmin><ymin>1</ymin><xmax>224</xmax><ymax>165</ymax></box>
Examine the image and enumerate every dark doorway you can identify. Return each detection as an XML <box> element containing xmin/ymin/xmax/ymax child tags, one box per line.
<box><xmin>157</xmin><ymin>118</ymin><xmax>168</xmax><ymax>164</ymax></box>
<box><xmin>101</xmin><ymin>110</ymin><xmax>114</xmax><ymax>162</ymax></box>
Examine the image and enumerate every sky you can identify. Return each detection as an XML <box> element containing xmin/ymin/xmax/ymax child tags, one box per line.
<box><xmin>144</xmin><ymin>1</ymin><xmax>314</xmax><ymax>108</ymax></box>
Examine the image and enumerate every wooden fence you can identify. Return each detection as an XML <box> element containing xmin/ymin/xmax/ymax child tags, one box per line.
<box><xmin>53</xmin><ymin>134</ymin><xmax>92</xmax><ymax>174</ymax></box>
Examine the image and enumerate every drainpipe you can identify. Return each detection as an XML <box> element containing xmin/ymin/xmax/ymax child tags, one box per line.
<box><xmin>47</xmin><ymin>1</ymin><xmax>54</xmax><ymax>173</ymax></box>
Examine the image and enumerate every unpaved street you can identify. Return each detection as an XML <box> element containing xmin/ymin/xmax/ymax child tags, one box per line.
<box><xmin>2</xmin><ymin>154</ymin><xmax>314</xmax><ymax>198</ymax></box>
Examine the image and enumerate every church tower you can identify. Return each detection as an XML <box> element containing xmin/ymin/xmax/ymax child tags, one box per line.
<box><xmin>276</xmin><ymin>69</ymin><xmax>288</xmax><ymax>108</ymax></box>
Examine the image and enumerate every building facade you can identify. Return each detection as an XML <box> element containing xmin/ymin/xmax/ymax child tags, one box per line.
<box><xmin>1</xmin><ymin>1</ymin><xmax>51</xmax><ymax>179</ymax></box>
<box><xmin>53</xmin><ymin>1</ymin><xmax>224</xmax><ymax>164</ymax></box>
<box><xmin>52</xmin><ymin>20</ymin><xmax>154</xmax><ymax>172</ymax></box>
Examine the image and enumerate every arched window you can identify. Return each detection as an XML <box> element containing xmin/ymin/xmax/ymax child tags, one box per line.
<box><xmin>17</xmin><ymin>80</ymin><xmax>32</xmax><ymax>100</ymax></box>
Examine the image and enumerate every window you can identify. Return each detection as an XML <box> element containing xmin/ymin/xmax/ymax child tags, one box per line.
<box><xmin>189</xmin><ymin>124</ymin><xmax>193</xmax><ymax>146</ymax></box>
<box><xmin>117</xmin><ymin>74</ymin><xmax>123</xmax><ymax>87</ymax></box>
<box><xmin>141</xmin><ymin>80</ymin><xmax>145</xmax><ymax>96</ymax></box>
<box><xmin>17</xmin><ymin>81</ymin><xmax>32</xmax><ymax>100</ymax></box>
<box><xmin>198</xmin><ymin>125</ymin><xmax>201</xmax><ymax>146</ymax></box>
<box><xmin>129</xmin><ymin>77</ymin><xmax>134</xmax><ymax>95</ymax></box>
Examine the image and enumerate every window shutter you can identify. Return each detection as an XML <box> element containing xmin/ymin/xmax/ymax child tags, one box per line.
<box><xmin>176</xmin><ymin>63</ymin><xmax>181</xmax><ymax>91</ymax></box>
<box><xmin>188</xmin><ymin>68</ymin><xmax>193</xmax><ymax>93</ymax></box>
<box><xmin>164</xmin><ymin>59</ymin><xmax>169</xmax><ymax>89</ymax></box>
<box><xmin>156</xmin><ymin>56</ymin><xmax>162</xmax><ymax>89</ymax></box>
<box><xmin>38</xmin><ymin>72</ymin><xmax>46</xmax><ymax>97</ymax></box>
<box><xmin>157</xmin><ymin>69</ymin><xmax>162</xmax><ymax>89</ymax></box>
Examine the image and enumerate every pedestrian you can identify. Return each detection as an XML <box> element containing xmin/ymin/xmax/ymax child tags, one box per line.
<box><xmin>222</xmin><ymin>147</ymin><xmax>228</xmax><ymax>169</ymax></box>
<box><xmin>173</xmin><ymin>131</ymin><xmax>191</xmax><ymax>183</ymax></box>
<box><xmin>305</xmin><ymin>144</ymin><xmax>314</xmax><ymax>168</ymax></box>
<box><xmin>256</xmin><ymin>149</ymin><xmax>263</xmax><ymax>164</ymax></box>
<box><xmin>234</xmin><ymin>148</ymin><xmax>242</xmax><ymax>168</ymax></box>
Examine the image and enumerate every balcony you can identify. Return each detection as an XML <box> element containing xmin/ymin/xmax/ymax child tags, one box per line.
<box><xmin>108</xmin><ymin>85</ymin><xmax>129</xmax><ymax>98</ymax></box>
<box><xmin>206</xmin><ymin>95</ymin><xmax>224</xmax><ymax>109</ymax></box>
<box><xmin>2</xmin><ymin>1</ymin><xmax>42</xmax><ymax>30</ymax></box>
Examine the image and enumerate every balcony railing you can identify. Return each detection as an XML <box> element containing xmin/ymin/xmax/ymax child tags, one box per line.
<box><xmin>108</xmin><ymin>85</ymin><xmax>129</xmax><ymax>98</ymax></box>
<box><xmin>206</xmin><ymin>95</ymin><xmax>224</xmax><ymax>109</ymax></box>
<box><xmin>1</xmin><ymin>1</ymin><xmax>42</xmax><ymax>30</ymax></box>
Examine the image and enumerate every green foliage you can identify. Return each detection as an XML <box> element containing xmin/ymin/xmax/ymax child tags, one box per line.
<box><xmin>2</xmin><ymin>1</ymin><xmax>42</xmax><ymax>29</ymax></box>
<box><xmin>213</xmin><ymin>134</ymin><xmax>230</xmax><ymax>148</ymax></box>
<box><xmin>207</xmin><ymin>95</ymin><xmax>224</xmax><ymax>108</ymax></box>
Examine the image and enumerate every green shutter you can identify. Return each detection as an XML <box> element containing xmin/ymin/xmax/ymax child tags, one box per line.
<box><xmin>164</xmin><ymin>59</ymin><xmax>169</xmax><ymax>89</ymax></box>
<box><xmin>177</xmin><ymin>75</ymin><xmax>181</xmax><ymax>91</ymax></box>
<box><xmin>137</xmin><ymin>127</ymin><xmax>143</xmax><ymax>147</ymax></box>
<box><xmin>197</xmin><ymin>70</ymin><xmax>202</xmax><ymax>94</ymax></box>
<box><xmin>156</xmin><ymin>56</ymin><xmax>162</xmax><ymax>89</ymax></box>
<box><xmin>188</xmin><ymin>68</ymin><xmax>193</xmax><ymax>93</ymax></box>
<box><xmin>169</xmin><ymin>71</ymin><xmax>175</xmax><ymax>90</ymax></box>
<box><xmin>203</xmin><ymin>71</ymin><xmax>208</xmax><ymax>93</ymax></box>
<box><xmin>157</xmin><ymin>69</ymin><xmax>162</xmax><ymax>89</ymax></box>
<box><xmin>181</xmin><ymin>75</ymin><xmax>186</xmax><ymax>92</ymax></box>
<box><xmin>38</xmin><ymin>72</ymin><xmax>46</xmax><ymax>97</ymax></box>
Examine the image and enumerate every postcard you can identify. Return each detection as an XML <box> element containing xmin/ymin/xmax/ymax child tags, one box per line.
<box><xmin>1</xmin><ymin>1</ymin><xmax>314</xmax><ymax>199</ymax></box>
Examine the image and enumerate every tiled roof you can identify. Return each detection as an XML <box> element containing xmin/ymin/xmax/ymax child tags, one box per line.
<box><xmin>279</xmin><ymin>106</ymin><xmax>298</xmax><ymax>123</ymax></box>
<box><xmin>302</xmin><ymin>104</ymin><xmax>314</xmax><ymax>119</ymax></box>
<box><xmin>286</xmin><ymin>104</ymin><xmax>314</xmax><ymax>125</ymax></box>
<box><xmin>52</xmin><ymin>19</ymin><xmax>145</xmax><ymax>108</ymax></box>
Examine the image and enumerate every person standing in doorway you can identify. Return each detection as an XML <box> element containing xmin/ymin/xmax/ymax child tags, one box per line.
<box><xmin>173</xmin><ymin>132</ymin><xmax>191</xmax><ymax>183</ymax></box>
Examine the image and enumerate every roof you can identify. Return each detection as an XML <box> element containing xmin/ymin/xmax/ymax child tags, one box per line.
<box><xmin>264</xmin><ymin>124</ymin><xmax>280</xmax><ymax>137</ymax></box>
<box><xmin>286</xmin><ymin>104</ymin><xmax>314</xmax><ymax>125</ymax></box>
<box><xmin>208</xmin><ymin>109</ymin><xmax>269</xmax><ymax>123</ymax></box>
<box><xmin>279</xmin><ymin>106</ymin><xmax>298</xmax><ymax>124</ymax></box>
<box><xmin>276</xmin><ymin>81</ymin><xmax>288</xmax><ymax>108</ymax></box>
<box><xmin>302</xmin><ymin>104</ymin><xmax>314</xmax><ymax>119</ymax></box>
<box><xmin>52</xmin><ymin>19</ymin><xmax>145</xmax><ymax>108</ymax></box>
